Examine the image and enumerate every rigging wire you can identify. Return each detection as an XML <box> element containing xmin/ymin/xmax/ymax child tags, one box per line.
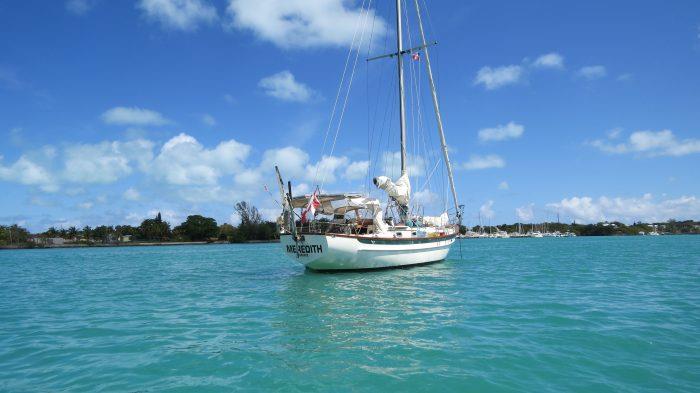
<box><xmin>320</xmin><ymin>0</ymin><xmax>373</xmax><ymax>190</ymax></box>
<box><xmin>315</xmin><ymin>0</ymin><xmax>370</xmax><ymax>185</ymax></box>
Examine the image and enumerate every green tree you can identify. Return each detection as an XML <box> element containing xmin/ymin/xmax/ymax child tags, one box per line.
<box><xmin>139</xmin><ymin>213</ymin><xmax>171</xmax><ymax>241</ymax></box>
<box><xmin>174</xmin><ymin>215</ymin><xmax>218</xmax><ymax>241</ymax></box>
<box><xmin>218</xmin><ymin>223</ymin><xmax>235</xmax><ymax>241</ymax></box>
<box><xmin>0</xmin><ymin>224</ymin><xmax>31</xmax><ymax>245</ymax></box>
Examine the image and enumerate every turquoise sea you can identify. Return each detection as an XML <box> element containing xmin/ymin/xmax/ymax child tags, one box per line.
<box><xmin>1</xmin><ymin>236</ymin><xmax>699</xmax><ymax>392</ymax></box>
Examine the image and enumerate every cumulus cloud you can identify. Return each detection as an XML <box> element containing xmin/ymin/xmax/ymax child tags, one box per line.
<box><xmin>260</xmin><ymin>146</ymin><xmax>309</xmax><ymax>178</ymax></box>
<box><xmin>149</xmin><ymin>133</ymin><xmax>250</xmax><ymax>185</ymax></box>
<box><xmin>66</xmin><ymin>0</ymin><xmax>95</xmax><ymax>15</ymax></box>
<box><xmin>123</xmin><ymin>188</ymin><xmax>141</xmax><ymax>201</ymax></box>
<box><xmin>498</xmin><ymin>181</ymin><xmax>509</xmax><ymax>190</ymax></box>
<box><xmin>202</xmin><ymin>113</ymin><xmax>216</xmax><ymax>126</ymax></box>
<box><xmin>548</xmin><ymin>194</ymin><xmax>700</xmax><ymax>224</ymax></box>
<box><xmin>225</xmin><ymin>0</ymin><xmax>387</xmax><ymax>49</ymax></box>
<box><xmin>474</xmin><ymin>65</ymin><xmax>523</xmax><ymax>90</ymax></box>
<box><xmin>589</xmin><ymin>129</ymin><xmax>700</xmax><ymax>157</ymax></box>
<box><xmin>413</xmin><ymin>189</ymin><xmax>438</xmax><ymax>206</ymax></box>
<box><xmin>479</xmin><ymin>200</ymin><xmax>495</xmax><ymax>219</ymax></box>
<box><xmin>478</xmin><ymin>122</ymin><xmax>524</xmax><ymax>142</ymax></box>
<box><xmin>62</xmin><ymin>139</ymin><xmax>154</xmax><ymax>183</ymax></box>
<box><xmin>137</xmin><ymin>0</ymin><xmax>218</xmax><ymax>31</ymax></box>
<box><xmin>344</xmin><ymin>160</ymin><xmax>369</xmax><ymax>180</ymax></box>
<box><xmin>460</xmin><ymin>154</ymin><xmax>505</xmax><ymax>170</ymax></box>
<box><xmin>0</xmin><ymin>155</ymin><xmax>57</xmax><ymax>192</ymax></box>
<box><xmin>532</xmin><ymin>52</ymin><xmax>564</xmax><ymax>69</ymax></box>
<box><xmin>102</xmin><ymin>107</ymin><xmax>171</xmax><ymax>126</ymax></box>
<box><xmin>306</xmin><ymin>155</ymin><xmax>349</xmax><ymax>184</ymax></box>
<box><xmin>577</xmin><ymin>65</ymin><xmax>607</xmax><ymax>80</ymax></box>
<box><xmin>259</xmin><ymin>71</ymin><xmax>314</xmax><ymax>102</ymax></box>
<box><xmin>516</xmin><ymin>204</ymin><xmax>534</xmax><ymax>222</ymax></box>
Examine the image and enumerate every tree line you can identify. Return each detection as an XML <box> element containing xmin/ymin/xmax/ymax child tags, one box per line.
<box><xmin>0</xmin><ymin>202</ymin><xmax>278</xmax><ymax>247</ymax></box>
<box><xmin>461</xmin><ymin>219</ymin><xmax>700</xmax><ymax>236</ymax></box>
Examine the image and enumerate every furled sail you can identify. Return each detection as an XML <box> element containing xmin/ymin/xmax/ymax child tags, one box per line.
<box><xmin>373</xmin><ymin>173</ymin><xmax>411</xmax><ymax>205</ymax></box>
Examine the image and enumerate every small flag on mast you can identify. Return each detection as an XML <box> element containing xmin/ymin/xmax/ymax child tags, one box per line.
<box><xmin>412</xmin><ymin>52</ymin><xmax>420</xmax><ymax>61</ymax></box>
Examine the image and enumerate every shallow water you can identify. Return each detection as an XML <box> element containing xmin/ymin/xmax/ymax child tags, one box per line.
<box><xmin>1</xmin><ymin>236</ymin><xmax>699</xmax><ymax>392</ymax></box>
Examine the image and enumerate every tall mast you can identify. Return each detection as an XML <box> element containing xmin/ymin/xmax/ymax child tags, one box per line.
<box><xmin>396</xmin><ymin>0</ymin><xmax>407</xmax><ymax>175</ymax></box>
<box><xmin>413</xmin><ymin>0</ymin><xmax>461</xmax><ymax>221</ymax></box>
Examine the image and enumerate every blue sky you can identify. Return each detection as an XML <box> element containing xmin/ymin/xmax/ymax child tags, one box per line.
<box><xmin>1</xmin><ymin>0</ymin><xmax>699</xmax><ymax>231</ymax></box>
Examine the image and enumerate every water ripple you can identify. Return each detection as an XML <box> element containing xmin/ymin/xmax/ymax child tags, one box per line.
<box><xmin>1</xmin><ymin>237</ymin><xmax>699</xmax><ymax>391</ymax></box>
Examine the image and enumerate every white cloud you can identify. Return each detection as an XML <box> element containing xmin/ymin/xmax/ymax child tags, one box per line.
<box><xmin>344</xmin><ymin>160</ymin><xmax>369</xmax><ymax>180</ymax></box>
<box><xmin>66</xmin><ymin>0</ymin><xmax>95</xmax><ymax>15</ymax></box>
<box><xmin>498</xmin><ymin>181</ymin><xmax>509</xmax><ymax>190</ymax></box>
<box><xmin>123</xmin><ymin>188</ymin><xmax>141</xmax><ymax>201</ymax></box>
<box><xmin>62</xmin><ymin>139</ymin><xmax>154</xmax><ymax>184</ymax></box>
<box><xmin>149</xmin><ymin>133</ymin><xmax>250</xmax><ymax>185</ymax></box>
<box><xmin>306</xmin><ymin>155</ymin><xmax>349</xmax><ymax>184</ymax></box>
<box><xmin>234</xmin><ymin>169</ymin><xmax>262</xmax><ymax>187</ymax></box>
<box><xmin>617</xmin><ymin>73</ymin><xmax>633</xmax><ymax>82</ymax></box>
<box><xmin>223</xmin><ymin>94</ymin><xmax>236</xmax><ymax>104</ymax></box>
<box><xmin>259</xmin><ymin>71</ymin><xmax>314</xmax><ymax>102</ymax></box>
<box><xmin>78</xmin><ymin>201</ymin><xmax>94</xmax><ymax>209</ymax></box>
<box><xmin>577</xmin><ymin>65</ymin><xmax>607</xmax><ymax>80</ymax></box>
<box><xmin>606</xmin><ymin>127</ymin><xmax>623</xmax><ymax>139</ymax></box>
<box><xmin>202</xmin><ymin>113</ymin><xmax>217</xmax><ymax>126</ymax></box>
<box><xmin>102</xmin><ymin>107</ymin><xmax>171</xmax><ymax>126</ymax></box>
<box><xmin>0</xmin><ymin>155</ymin><xmax>57</xmax><ymax>192</ymax></box>
<box><xmin>516</xmin><ymin>204</ymin><xmax>534</xmax><ymax>222</ymax></box>
<box><xmin>137</xmin><ymin>0</ymin><xmax>218</xmax><ymax>31</ymax></box>
<box><xmin>225</xmin><ymin>0</ymin><xmax>387</xmax><ymax>49</ymax></box>
<box><xmin>460</xmin><ymin>154</ymin><xmax>505</xmax><ymax>170</ymax></box>
<box><xmin>479</xmin><ymin>200</ymin><xmax>495</xmax><ymax>219</ymax></box>
<box><xmin>474</xmin><ymin>65</ymin><xmax>523</xmax><ymax>90</ymax></box>
<box><xmin>260</xmin><ymin>146</ymin><xmax>309</xmax><ymax>178</ymax></box>
<box><xmin>548</xmin><ymin>194</ymin><xmax>700</xmax><ymax>224</ymax></box>
<box><xmin>413</xmin><ymin>189</ymin><xmax>438</xmax><ymax>206</ymax></box>
<box><xmin>478</xmin><ymin>121</ymin><xmax>524</xmax><ymax>142</ymax></box>
<box><xmin>590</xmin><ymin>129</ymin><xmax>700</xmax><ymax>157</ymax></box>
<box><xmin>532</xmin><ymin>52</ymin><xmax>564</xmax><ymax>69</ymax></box>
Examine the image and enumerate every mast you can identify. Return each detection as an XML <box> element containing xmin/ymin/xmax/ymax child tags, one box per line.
<box><xmin>413</xmin><ymin>0</ymin><xmax>461</xmax><ymax>221</ymax></box>
<box><xmin>396</xmin><ymin>0</ymin><xmax>407</xmax><ymax>175</ymax></box>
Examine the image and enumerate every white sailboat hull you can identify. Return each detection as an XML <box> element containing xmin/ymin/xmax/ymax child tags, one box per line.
<box><xmin>280</xmin><ymin>233</ymin><xmax>455</xmax><ymax>271</ymax></box>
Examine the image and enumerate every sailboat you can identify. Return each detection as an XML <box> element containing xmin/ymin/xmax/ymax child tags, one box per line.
<box><xmin>275</xmin><ymin>0</ymin><xmax>461</xmax><ymax>271</ymax></box>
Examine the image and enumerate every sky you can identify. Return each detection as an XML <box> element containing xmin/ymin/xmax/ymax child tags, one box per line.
<box><xmin>1</xmin><ymin>0</ymin><xmax>699</xmax><ymax>232</ymax></box>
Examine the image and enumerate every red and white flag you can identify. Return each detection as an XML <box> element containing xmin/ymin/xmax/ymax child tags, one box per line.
<box><xmin>412</xmin><ymin>52</ymin><xmax>420</xmax><ymax>61</ymax></box>
<box><xmin>301</xmin><ymin>191</ymin><xmax>321</xmax><ymax>224</ymax></box>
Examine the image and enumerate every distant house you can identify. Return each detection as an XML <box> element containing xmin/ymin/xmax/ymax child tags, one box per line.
<box><xmin>31</xmin><ymin>237</ymin><xmax>66</xmax><ymax>246</ymax></box>
<box><xmin>120</xmin><ymin>235</ymin><xmax>133</xmax><ymax>243</ymax></box>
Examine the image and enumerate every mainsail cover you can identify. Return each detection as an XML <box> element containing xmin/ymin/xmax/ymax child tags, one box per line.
<box><xmin>373</xmin><ymin>173</ymin><xmax>411</xmax><ymax>205</ymax></box>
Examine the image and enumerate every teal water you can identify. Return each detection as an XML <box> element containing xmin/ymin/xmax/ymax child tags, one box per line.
<box><xmin>1</xmin><ymin>236</ymin><xmax>699</xmax><ymax>392</ymax></box>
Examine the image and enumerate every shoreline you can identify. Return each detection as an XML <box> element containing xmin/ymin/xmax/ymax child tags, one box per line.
<box><xmin>0</xmin><ymin>239</ymin><xmax>281</xmax><ymax>250</ymax></box>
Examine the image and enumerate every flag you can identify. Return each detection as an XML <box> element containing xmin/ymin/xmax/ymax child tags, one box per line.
<box><xmin>412</xmin><ymin>52</ymin><xmax>420</xmax><ymax>61</ymax></box>
<box><xmin>301</xmin><ymin>191</ymin><xmax>321</xmax><ymax>224</ymax></box>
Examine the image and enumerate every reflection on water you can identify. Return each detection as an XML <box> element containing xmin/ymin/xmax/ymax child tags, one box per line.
<box><xmin>276</xmin><ymin>260</ymin><xmax>462</xmax><ymax>376</ymax></box>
